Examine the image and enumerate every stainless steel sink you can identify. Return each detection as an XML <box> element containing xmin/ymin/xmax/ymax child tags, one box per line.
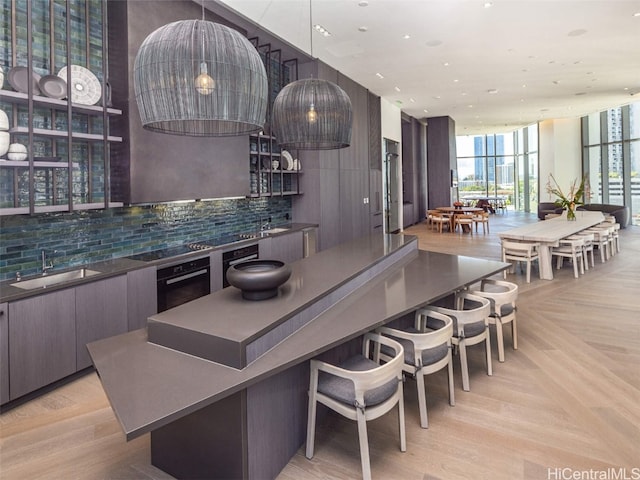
<box><xmin>11</xmin><ymin>268</ymin><xmax>101</xmax><ymax>290</ymax></box>
<box><xmin>259</xmin><ymin>227</ymin><xmax>290</xmax><ymax>237</ymax></box>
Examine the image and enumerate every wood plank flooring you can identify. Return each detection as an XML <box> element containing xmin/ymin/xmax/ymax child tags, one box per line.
<box><xmin>1</xmin><ymin>212</ymin><xmax>639</xmax><ymax>480</ymax></box>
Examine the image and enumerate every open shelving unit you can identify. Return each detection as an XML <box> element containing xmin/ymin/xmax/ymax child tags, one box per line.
<box><xmin>0</xmin><ymin>0</ymin><xmax>122</xmax><ymax>214</ymax></box>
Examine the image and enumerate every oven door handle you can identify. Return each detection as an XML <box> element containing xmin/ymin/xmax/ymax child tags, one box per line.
<box><xmin>165</xmin><ymin>268</ymin><xmax>209</xmax><ymax>285</ymax></box>
<box><xmin>228</xmin><ymin>253</ymin><xmax>258</xmax><ymax>266</ymax></box>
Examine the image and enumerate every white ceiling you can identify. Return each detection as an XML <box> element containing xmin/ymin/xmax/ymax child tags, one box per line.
<box><xmin>214</xmin><ymin>0</ymin><xmax>640</xmax><ymax>136</ymax></box>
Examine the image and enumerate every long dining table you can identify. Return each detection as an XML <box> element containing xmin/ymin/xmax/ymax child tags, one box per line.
<box><xmin>498</xmin><ymin>210</ymin><xmax>605</xmax><ymax>280</ymax></box>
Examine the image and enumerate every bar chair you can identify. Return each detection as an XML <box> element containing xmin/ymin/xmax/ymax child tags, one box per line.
<box><xmin>469</xmin><ymin>279</ymin><xmax>518</xmax><ymax>362</ymax></box>
<box><xmin>423</xmin><ymin>293</ymin><xmax>492</xmax><ymax>392</ymax></box>
<box><xmin>306</xmin><ymin>332</ymin><xmax>406</xmax><ymax>480</ymax></box>
<box><xmin>377</xmin><ymin>309</ymin><xmax>454</xmax><ymax>428</ymax></box>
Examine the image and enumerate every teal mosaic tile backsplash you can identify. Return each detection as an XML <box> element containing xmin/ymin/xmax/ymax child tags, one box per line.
<box><xmin>0</xmin><ymin>197</ymin><xmax>292</xmax><ymax>281</ymax></box>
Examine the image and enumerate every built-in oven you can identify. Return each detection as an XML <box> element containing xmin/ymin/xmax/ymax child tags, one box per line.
<box><xmin>157</xmin><ymin>256</ymin><xmax>211</xmax><ymax>312</ymax></box>
<box><xmin>222</xmin><ymin>243</ymin><xmax>259</xmax><ymax>287</ymax></box>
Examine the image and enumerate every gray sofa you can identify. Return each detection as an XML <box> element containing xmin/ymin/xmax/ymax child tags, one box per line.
<box><xmin>537</xmin><ymin>202</ymin><xmax>564</xmax><ymax>220</ymax></box>
<box><xmin>578</xmin><ymin>203</ymin><xmax>630</xmax><ymax>228</ymax></box>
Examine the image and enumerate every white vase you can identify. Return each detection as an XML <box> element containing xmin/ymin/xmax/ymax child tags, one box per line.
<box><xmin>0</xmin><ymin>132</ymin><xmax>10</xmax><ymax>157</ymax></box>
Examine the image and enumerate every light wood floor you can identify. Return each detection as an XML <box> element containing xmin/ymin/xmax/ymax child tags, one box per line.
<box><xmin>2</xmin><ymin>213</ymin><xmax>639</xmax><ymax>480</ymax></box>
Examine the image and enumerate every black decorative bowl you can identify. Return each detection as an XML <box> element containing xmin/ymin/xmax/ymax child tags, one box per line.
<box><xmin>226</xmin><ymin>259</ymin><xmax>292</xmax><ymax>301</ymax></box>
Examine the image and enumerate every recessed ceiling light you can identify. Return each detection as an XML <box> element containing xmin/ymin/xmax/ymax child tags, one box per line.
<box><xmin>568</xmin><ymin>29</ymin><xmax>587</xmax><ymax>37</ymax></box>
<box><xmin>409</xmin><ymin>98</ymin><xmax>415</xmax><ymax>103</ymax></box>
<box><xmin>468</xmin><ymin>104</ymin><xmax>474</xmax><ymax>108</ymax></box>
<box><xmin>487</xmin><ymin>88</ymin><xmax>498</xmax><ymax>94</ymax></box>
<box><xmin>358</xmin><ymin>0</ymin><xmax>369</xmax><ymax>6</ymax></box>
<box><xmin>634</xmin><ymin>12</ymin><xmax>640</xmax><ymax>17</ymax></box>
<box><xmin>423</xmin><ymin>109</ymin><xmax>429</xmax><ymax>113</ymax></box>
<box><xmin>433</xmin><ymin>95</ymin><xmax>441</xmax><ymax>100</ymax></box>
<box><xmin>394</xmin><ymin>86</ymin><xmax>401</xmax><ymax>92</ymax></box>
<box><xmin>484</xmin><ymin>2</ymin><xmax>493</xmax><ymax>8</ymax></box>
<box><xmin>461</xmin><ymin>92</ymin><xmax>468</xmax><ymax>96</ymax></box>
<box><xmin>375</xmin><ymin>72</ymin><xmax>384</xmax><ymax>79</ymax></box>
<box><xmin>358</xmin><ymin>26</ymin><xmax>368</xmax><ymax>32</ymax></box>
<box><xmin>403</xmin><ymin>34</ymin><xmax>411</xmax><ymax>40</ymax></box>
<box><xmin>443</xmin><ymin>62</ymin><xmax>450</xmax><ymax>67</ymax></box>
<box><xmin>453</xmin><ymin>79</ymin><xmax>459</xmax><ymax>83</ymax></box>
<box><xmin>553</xmin><ymin>80</ymin><xmax>560</xmax><ymax>85</ymax></box>
<box><xmin>314</xmin><ymin>24</ymin><xmax>331</xmax><ymax>37</ymax></box>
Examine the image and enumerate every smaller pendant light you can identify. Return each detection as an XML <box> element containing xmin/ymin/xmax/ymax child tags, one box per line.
<box><xmin>133</xmin><ymin>5</ymin><xmax>268</xmax><ymax>137</ymax></box>
<box><xmin>272</xmin><ymin>78</ymin><xmax>352</xmax><ymax>150</ymax></box>
<box><xmin>271</xmin><ymin>0</ymin><xmax>352</xmax><ymax>150</ymax></box>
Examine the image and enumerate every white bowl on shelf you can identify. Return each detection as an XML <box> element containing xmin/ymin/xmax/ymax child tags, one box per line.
<box><xmin>7</xmin><ymin>143</ymin><xmax>27</xmax><ymax>161</ymax></box>
<box><xmin>0</xmin><ymin>132</ymin><xmax>10</xmax><ymax>157</ymax></box>
<box><xmin>0</xmin><ymin>109</ymin><xmax>8</xmax><ymax>131</ymax></box>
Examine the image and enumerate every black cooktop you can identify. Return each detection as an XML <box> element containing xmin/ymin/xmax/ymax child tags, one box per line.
<box><xmin>126</xmin><ymin>234</ymin><xmax>256</xmax><ymax>262</ymax></box>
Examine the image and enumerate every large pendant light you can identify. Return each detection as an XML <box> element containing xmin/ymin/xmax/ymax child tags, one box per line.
<box><xmin>271</xmin><ymin>1</ymin><xmax>352</xmax><ymax>150</ymax></box>
<box><xmin>133</xmin><ymin>15</ymin><xmax>268</xmax><ymax>137</ymax></box>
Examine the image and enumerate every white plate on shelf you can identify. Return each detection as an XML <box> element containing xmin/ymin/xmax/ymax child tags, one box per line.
<box><xmin>58</xmin><ymin>65</ymin><xmax>101</xmax><ymax>105</ymax></box>
<box><xmin>39</xmin><ymin>75</ymin><xmax>67</xmax><ymax>99</ymax></box>
<box><xmin>281</xmin><ymin>150</ymin><xmax>294</xmax><ymax>170</ymax></box>
<box><xmin>8</xmin><ymin>67</ymin><xmax>41</xmax><ymax>95</ymax></box>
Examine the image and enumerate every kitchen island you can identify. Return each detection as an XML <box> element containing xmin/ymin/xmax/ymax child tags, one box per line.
<box><xmin>89</xmin><ymin>233</ymin><xmax>509</xmax><ymax>479</ymax></box>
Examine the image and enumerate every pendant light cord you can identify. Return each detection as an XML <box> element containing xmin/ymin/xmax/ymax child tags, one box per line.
<box><xmin>309</xmin><ymin>0</ymin><xmax>313</xmax><ymax>58</ymax></box>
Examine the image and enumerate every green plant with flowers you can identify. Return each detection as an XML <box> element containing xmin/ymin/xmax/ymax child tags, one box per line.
<box><xmin>546</xmin><ymin>174</ymin><xmax>589</xmax><ymax>221</ymax></box>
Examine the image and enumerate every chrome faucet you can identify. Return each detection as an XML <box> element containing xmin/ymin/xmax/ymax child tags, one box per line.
<box><xmin>41</xmin><ymin>250</ymin><xmax>55</xmax><ymax>275</ymax></box>
<box><xmin>259</xmin><ymin>216</ymin><xmax>272</xmax><ymax>231</ymax></box>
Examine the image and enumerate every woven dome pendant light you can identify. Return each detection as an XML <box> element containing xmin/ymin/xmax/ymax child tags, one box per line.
<box><xmin>271</xmin><ymin>1</ymin><xmax>352</xmax><ymax>149</ymax></box>
<box><xmin>134</xmin><ymin>18</ymin><xmax>268</xmax><ymax>136</ymax></box>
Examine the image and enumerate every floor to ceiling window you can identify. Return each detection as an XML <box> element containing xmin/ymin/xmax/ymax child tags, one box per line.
<box><xmin>582</xmin><ymin>101</ymin><xmax>640</xmax><ymax>226</ymax></box>
<box><xmin>456</xmin><ymin>125</ymin><xmax>536</xmax><ymax>212</ymax></box>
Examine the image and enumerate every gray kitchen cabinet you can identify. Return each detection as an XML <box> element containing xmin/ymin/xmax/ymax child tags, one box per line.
<box><xmin>127</xmin><ymin>267</ymin><xmax>157</xmax><ymax>331</ymax></box>
<box><xmin>258</xmin><ymin>237</ymin><xmax>273</xmax><ymax>261</ymax></box>
<box><xmin>210</xmin><ymin>250</ymin><xmax>223</xmax><ymax>293</ymax></box>
<box><xmin>76</xmin><ymin>276</ymin><xmax>129</xmax><ymax>370</ymax></box>
<box><xmin>0</xmin><ymin>303</ymin><xmax>8</xmax><ymax>404</ymax></box>
<box><xmin>270</xmin><ymin>231</ymin><xmax>304</xmax><ymax>264</ymax></box>
<box><xmin>8</xmin><ymin>289</ymin><xmax>76</xmax><ymax>401</ymax></box>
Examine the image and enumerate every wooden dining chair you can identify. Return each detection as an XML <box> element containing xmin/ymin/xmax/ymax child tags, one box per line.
<box><xmin>501</xmin><ymin>240</ymin><xmax>540</xmax><ymax>283</ymax></box>
<box><xmin>472</xmin><ymin>211</ymin><xmax>490</xmax><ymax>233</ymax></box>
<box><xmin>454</xmin><ymin>214</ymin><xmax>474</xmax><ymax>234</ymax></box>
<box><xmin>430</xmin><ymin>212</ymin><xmax>450</xmax><ymax>233</ymax></box>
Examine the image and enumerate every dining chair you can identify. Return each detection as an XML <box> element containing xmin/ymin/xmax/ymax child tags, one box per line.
<box><xmin>551</xmin><ymin>237</ymin><xmax>585</xmax><ymax>278</ymax></box>
<box><xmin>469</xmin><ymin>279</ymin><xmax>518</xmax><ymax>362</ymax></box>
<box><xmin>306</xmin><ymin>332</ymin><xmax>406</xmax><ymax>480</ymax></box>
<box><xmin>501</xmin><ymin>240</ymin><xmax>540</xmax><ymax>283</ymax></box>
<box><xmin>472</xmin><ymin>211</ymin><xmax>490</xmax><ymax>234</ymax></box>
<box><xmin>454</xmin><ymin>214</ymin><xmax>474</xmax><ymax>234</ymax></box>
<box><xmin>422</xmin><ymin>293</ymin><xmax>492</xmax><ymax>392</ymax></box>
<box><xmin>426</xmin><ymin>209</ymin><xmax>439</xmax><ymax>230</ymax></box>
<box><xmin>567</xmin><ymin>232</ymin><xmax>595</xmax><ymax>270</ymax></box>
<box><xmin>377</xmin><ymin>309</ymin><xmax>454</xmax><ymax>428</ymax></box>
<box><xmin>430</xmin><ymin>212</ymin><xmax>451</xmax><ymax>233</ymax></box>
<box><xmin>583</xmin><ymin>226</ymin><xmax>610</xmax><ymax>263</ymax></box>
